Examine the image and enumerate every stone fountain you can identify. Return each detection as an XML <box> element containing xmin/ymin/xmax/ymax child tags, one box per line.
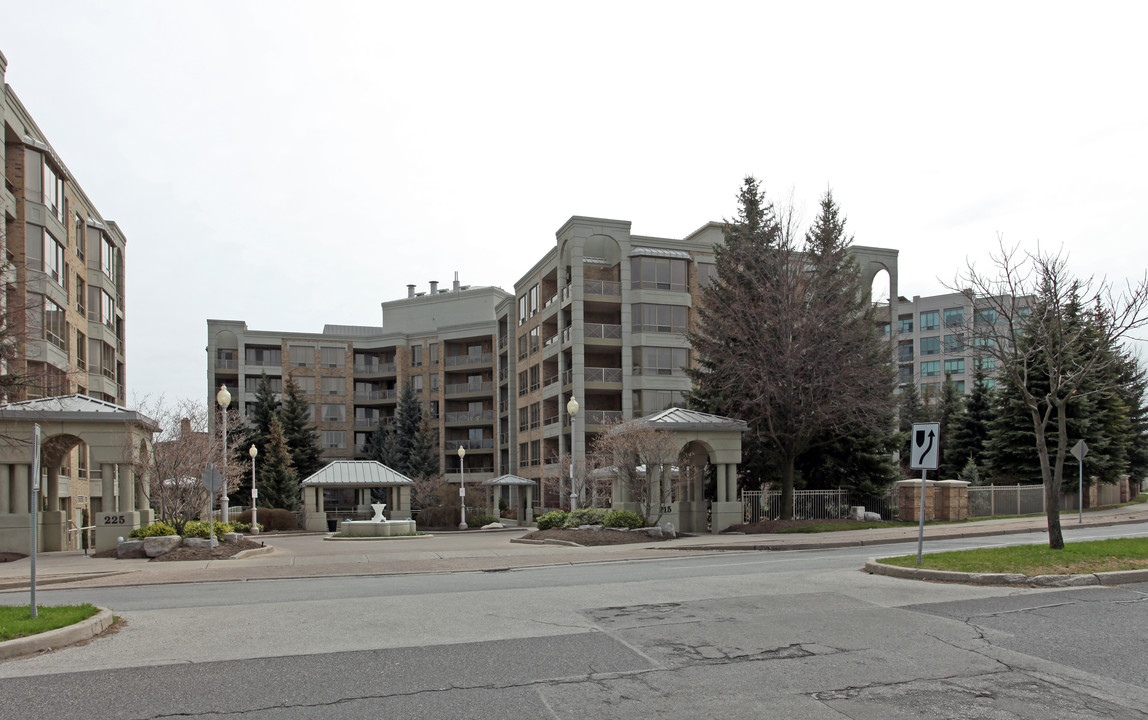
<box><xmin>340</xmin><ymin>503</ymin><xmax>416</xmax><ymax>537</ymax></box>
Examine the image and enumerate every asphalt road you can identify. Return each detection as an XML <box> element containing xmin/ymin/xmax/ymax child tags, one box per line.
<box><xmin>1</xmin><ymin>524</ymin><xmax>1146</xmax><ymax>719</ymax></box>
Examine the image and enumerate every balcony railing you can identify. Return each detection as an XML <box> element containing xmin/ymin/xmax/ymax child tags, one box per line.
<box><xmin>584</xmin><ymin>323</ymin><xmax>622</xmax><ymax>340</ymax></box>
<box><xmin>444</xmin><ymin>410</ymin><xmax>494</xmax><ymax>423</ymax></box>
<box><xmin>444</xmin><ymin>438</ymin><xmax>495</xmax><ymax>450</ymax></box>
<box><xmin>543</xmin><ymin>414</ymin><xmax>559</xmax><ymax>426</ymax></box>
<box><xmin>543</xmin><ymin>292</ymin><xmax>560</xmax><ymax>309</ymax></box>
<box><xmin>561</xmin><ymin>284</ymin><xmax>572</xmax><ymax>302</ymax></box>
<box><xmin>562</xmin><ymin>369</ymin><xmax>572</xmax><ymax>386</ymax></box>
<box><xmin>586</xmin><ymin>410</ymin><xmax>623</xmax><ymax>425</ymax></box>
<box><xmin>498</xmin><ymin>335</ymin><xmax>508</xmax><ymax>349</ymax></box>
<box><xmin>445</xmin><ymin>353</ymin><xmax>492</xmax><ymax>367</ymax></box>
<box><xmin>353</xmin><ymin>389</ymin><xmax>396</xmax><ymax>401</ymax></box>
<box><xmin>585</xmin><ymin>367</ymin><xmax>623</xmax><ymax>383</ymax></box>
<box><xmin>445</xmin><ymin>381</ymin><xmax>493</xmax><ymax>395</ymax></box>
<box><xmin>353</xmin><ymin>362</ymin><xmax>396</xmax><ymax>374</ymax></box>
<box><xmin>584</xmin><ymin>279</ymin><xmax>622</xmax><ymax>296</ymax></box>
<box><xmin>543</xmin><ymin>333</ymin><xmax>559</xmax><ymax>348</ymax></box>
<box><xmin>543</xmin><ymin>374</ymin><xmax>559</xmax><ymax>387</ymax></box>
<box><xmin>353</xmin><ymin>418</ymin><xmax>383</xmax><ymax>428</ymax></box>
<box><xmin>562</xmin><ymin>327</ymin><xmax>572</xmax><ymax>344</ymax></box>
<box><xmin>214</xmin><ymin>359</ymin><xmax>238</xmax><ymax>370</ymax></box>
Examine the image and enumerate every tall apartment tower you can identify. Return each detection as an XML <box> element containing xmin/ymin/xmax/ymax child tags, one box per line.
<box><xmin>207</xmin><ymin>281</ymin><xmax>511</xmax><ymax>496</ymax></box>
<box><xmin>2</xmin><ymin>51</ymin><xmax>128</xmax><ymax>405</ymax></box>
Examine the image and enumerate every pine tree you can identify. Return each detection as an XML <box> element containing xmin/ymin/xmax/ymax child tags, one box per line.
<box><xmin>896</xmin><ymin>382</ymin><xmax>927</xmax><ymax>475</ymax></box>
<box><xmin>408</xmin><ymin>415</ymin><xmax>441</xmax><ymax>480</ymax></box>
<box><xmin>280</xmin><ymin>375</ymin><xmax>323</xmax><ymax>481</ymax></box>
<box><xmin>259</xmin><ymin>416</ymin><xmax>300</xmax><ymax>511</ymax></box>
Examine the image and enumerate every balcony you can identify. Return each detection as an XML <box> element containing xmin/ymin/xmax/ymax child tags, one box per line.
<box><xmin>353</xmin><ymin>389</ymin><xmax>396</xmax><ymax>401</ymax></box>
<box><xmin>543</xmin><ymin>333</ymin><xmax>559</xmax><ymax>348</ymax></box>
<box><xmin>445</xmin><ymin>381</ymin><xmax>493</xmax><ymax>396</ymax></box>
<box><xmin>584</xmin><ymin>323</ymin><xmax>622</xmax><ymax>340</ymax></box>
<box><xmin>543</xmin><ymin>292</ymin><xmax>560</xmax><ymax>310</ymax></box>
<box><xmin>542</xmin><ymin>373</ymin><xmax>560</xmax><ymax>388</ymax></box>
<box><xmin>586</xmin><ymin>410</ymin><xmax>623</xmax><ymax>425</ymax></box>
<box><xmin>445</xmin><ymin>353</ymin><xmax>492</xmax><ymax>368</ymax></box>
<box><xmin>584</xmin><ymin>279</ymin><xmax>622</xmax><ymax>297</ymax></box>
<box><xmin>214</xmin><ymin>359</ymin><xmax>238</xmax><ymax>370</ymax></box>
<box><xmin>353</xmin><ymin>362</ymin><xmax>396</xmax><ymax>375</ymax></box>
<box><xmin>444</xmin><ymin>438</ymin><xmax>495</xmax><ymax>451</ymax></box>
<box><xmin>498</xmin><ymin>335</ymin><xmax>508</xmax><ymax>349</ymax></box>
<box><xmin>354</xmin><ymin>417</ymin><xmax>388</xmax><ymax>428</ymax></box>
<box><xmin>585</xmin><ymin>367</ymin><xmax>623</xmax><ymax>384</ymax></box>
<box><xmin>444</xmin><ymin>410</ymin><xmax>494</xmax><ymax>423</ymax></box>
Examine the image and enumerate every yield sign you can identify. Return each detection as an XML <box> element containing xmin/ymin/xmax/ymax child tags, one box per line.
<box><xmin>910</xmin><ymin>422</ymin><xmax>940</xmax><ymax>470</ymax></box>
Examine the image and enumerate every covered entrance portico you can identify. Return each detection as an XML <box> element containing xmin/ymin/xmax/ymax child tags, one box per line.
<box><xmin>481</xmin><ymin>474</ymin><xmax>538</xmax><ymax>526</ymax></box>
<box><xmin>0</xmin><ymin>395</ymin><xmax>159</xmax><ymax>554</ymax></box>
<box><xmin>609</xmin><ymin>408</ymin><xmax>747</xmax><ymax>534</ymax></box>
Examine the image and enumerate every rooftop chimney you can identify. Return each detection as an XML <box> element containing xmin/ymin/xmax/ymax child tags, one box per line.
<box><xmin>407</xmin><ymin>284</ymin><xmax>415</xmax><ymax>299</ymax></box>
<box><xmin>429</xmin><ymin>280</ymin><xmax>438</xmax><ymax>295</ymax></box>
<box><xmin>453</xmin><ymin>271</ymin><xmax>460</xmax><ymax>293</ymax></box>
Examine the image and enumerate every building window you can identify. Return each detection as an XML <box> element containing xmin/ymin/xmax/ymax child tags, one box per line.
<box><xmin>975</xmin><ymin>356</ymin><xmax>995</xmax><ymax>372</ymax></box>
<box><xmin>529</xmin><ymin>365</ymin><xmax>540</xmax><ymax>391</ymax></box>
<box><xmin>529</xmin><ymin>402</ymin><xmax>540</xmax><ymax>429</ymax></box>
<box><xmin>100</xmin><ymin>290</ymin><xmax>115</xmax><ymax>328</ymax></box>
<box><xmin>638</xmin><ymin>347</ymin><xmax>688</xmax><ymax>375</ymax></box>
<box><xmin>954</xmin><ymin>380</ymin><xmax>966</xmax><ymax>393</ymax></box>
<box><xmin>632</xmin><ymin>304</ymin><xmax>688</xmax><ymax>333</ymax></box>
<box><xmin>529</xmin><ymin>284</ymin><xmax>540</xmax><ymax>317</ymax></box>
<box><xmin>921</xmin><ymin>382</ymin><xmax>941</xmax><ymax>399</ymax></box>
<box><xmin>322</xmin><ymin>430</ymin><xmax>346</xmax><ymax>449</ymax></box>
<box><xmin>975</xmin><ymin>308</ymin><xmax>997</xmax><ymax>326</ymax></box>
<box><xmin>519</xmin><ymin>442</ymin><xmax>529</xmax><ymax>468</ymax></box>
<box><xmin>75</xmin><ymin>276</ymin><xmax>86</xmax><ymax>315</ymax></box>
<box><xmin>518</xmin><ymin>370</ymin><xmax>529</xmax><ymax>397</ymax></box>
<box><xmin>245</xmin><ymin>347</ymin><xmax>281</xmax><ymax>366</ymax></box>
<box><xmin>518</xmin><ymin>407</ymin><xmax>529</xmax><ymax>432</ymax></box>
<box><xmin>101</xmin><ymin>236</ymin><xmax>116</xmax><ymax>284</ymax></box>
<box><xmin>943</xmin><ymin>334</ymin><xmax>964</xmax><ymax>354</ymax></box>
<box><xmin>530</xmin><ymin>439</ymin><xmax>541</xmax><ymax>466</ymax></box>
<box><xmin>518</xmin><ymin>295</ymin><xmax>528</xmax><ymax>325</ymax></box>
<box><xmin>920</xmin><ymin>336</ymin><xmax>940</xmax><ymax>355</ymax></box>
<box><xmin>295</xmin><ymin>376</ymin><xmax>315</xmax><ymax>394</ymax></box>
<box><xmin>897</xmin><ymin>315</ymin><xmax>913</xmax><ymax>334</ymax></box>
<box><xmin>529</xmin><ymin>327</ymin><xmax>540</xmax><ymax>354</ymax></box>
<box><xmin>43</xmin><ymin>297</ymin><xmax>66</xmax><ymax>351</ymax></box>
<box><xmin>921</xmin><ymin>360</ymin><xmax>941</xmax><ymax>377</ymax></box>
<box><xmin>897</xmin><ymin>364</ymin><xmax>913</xmax><ymax>384</ymax></box>
<box><xmin>697</xmin><ymin>262</ymin><xmax>718</xmax><ymax>288</ymax></box>
<box><xmin>320</xmin><ymin>347</ymin><xmax>345</xmax><ymax>369</ymax></box>
<box><xmin>430</xmin><ymin>374</ymin><xmax>439</xmax><ymax>391</ymax></box>
<box><xmin>897</xmin><ymin>341</ymin><xmax>914</xmax><ymax>363</ymax></box>
<box><xmin>245</xmin><ymin>376</ymin><xmax>283</xmax><ymax>393</ymax></box>
<box><xmin>411</xmin><ymin>345</ymin><xmax>423</xmax><ymax>367</ymax></box>
<box><xmin>321</xmin><ymin>377</ymin><xmax>346</xmax><ymax>396</ymax></box>
<box><xmin>518</xmin><ymin>335</ymin><xmax>529</xmax><ymax>360</ymax></box>
<box><xmin>322</xmin><ymin>404</ymin><xmax>346</xmax><ymax>423</ymax></box>
<box><xmin>289</xmin><ymin>346</ymin><xmax>314</xmax><ymax>367</ymax></box>
<box><xmin>43</xmin><ymin>158</ymin><xmax>64</xmax><ymax>222</ymax></box>
<box><xmin>44</xmin><ymin>232</ymin><xmax>65</xmax><ymax>285</ymax></box>
<box><xmin>920</xmin><ymin>310</ymin><xmax>940</xmax><ymax>331</ymax></box>
<box><xmin>943</xmin><ymin>307</ymin><xmax>964</xmax><ymax>327</ymax></box>
<box><xmin>76</xmin><ymin>330</ymin><xmax>87</xmax><ymax>370</ymax></box>
<box><xmin>635</xmin><ymin>389</ymin><xmax>685</xmax><ymax>415</ymax></box>
<box><xmin>631</xmin><ymin>257</ymin><xmax>688</xmax><ymax>292</ymax></box>
<box><xmin>877</xmin><ymin>322</ymin><xmax>891</xmax><ymax>338</ymax></box>
<box><xmin>944</xmin><ymin>358</ymin><xmax>965</xmax><ymax>375</ymax></box>
<box><xmin>429</xmin><ymin>342</ymin><xmax>439</xmax><ymax>365</ymax></box>
<box><xmin>412</xmin><ymin>375</ymin><xmax>424</xmax><ymax>393</ymax></box>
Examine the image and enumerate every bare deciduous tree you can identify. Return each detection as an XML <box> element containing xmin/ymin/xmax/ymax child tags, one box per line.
<box><xmin>953</xmin><ymin>242</ymin><xmax>1148</xmax><ymax>549</ymax></box>
<box><xmin>591</xmin><ymin>419</ymin><xmax>684</xmax><ymax>525</ymax></box>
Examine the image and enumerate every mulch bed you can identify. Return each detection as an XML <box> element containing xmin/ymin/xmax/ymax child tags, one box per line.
<box><xmin>91</xmin><ymin>538</ymin><xmax>265</xmax><ymax>561</ymax></box>
<box><xmin>724</xmin><ymin>519</ymin><xmax>858</xmax><ymax>534</ymax></box>
<box><xmin>521</xmin><ymin>528</ymin><xmax>673</xmax><ymax>546</ymax></box>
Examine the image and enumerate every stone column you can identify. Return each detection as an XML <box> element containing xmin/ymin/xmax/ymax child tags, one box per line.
<box><xmin>12</xmin><ymin>464</ymin><xmax>30</xmax><ymax>514</ymax></box>
<box><xmin>44</xmin><ymin>466</ymin><xmax>59</xmax><ymax>511</ymax></box>
<box><xmin>101</xmin><ymin>464</ymin><xmax>117</xmax><ymax>512</ymax></box>
<box><xmin>716</xmin><ymin>464</ymin><xmax>727</xmax><ymax>503</ymax></box>
<box><xmin>727</xmin><ymin>464</ymin><xmax>737</xmax><ymax>502</ymax></box>
<box><xmin>0</xmin><ymin>464</ymin><xmax>10</xmax><ymax>514</ymax></box>
<box><xmin>118</xmin><ymin>464</ymin><xmax>136</xmax><ymax>513</ymax></box>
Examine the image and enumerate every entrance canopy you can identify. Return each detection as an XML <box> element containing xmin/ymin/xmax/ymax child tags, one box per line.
<box><xmin>299</xmin><ymin>460</ymin><xmax>414</xmax><ymax>529</ymax></box>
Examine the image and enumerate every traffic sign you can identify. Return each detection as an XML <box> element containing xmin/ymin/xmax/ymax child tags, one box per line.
<box><xmin>910</xmin><ymin>423</ymin><xmax>940</xmax><ymax>470</ymax></box>
<box><xmin>1071</xmin><ymin>439</ymin><xmax>1089</xmax><ymax>462</ymax></box>
<box><xmin>201</xmin><ymin>466</ymin><xmax>222</xmax><ymax>494</ymax></box>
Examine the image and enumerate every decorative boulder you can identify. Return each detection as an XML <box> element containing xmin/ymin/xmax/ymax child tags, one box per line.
<box><xmin>642</xmin><ymin>526</ymin><xmax>664</xmax><ymax>538</ymax></box>
<box><xmin>863</xmin><ymin>511</ymin><xmax>882</xmax><ymax>522</ymax></box>
<box><xmin>223</xmin><ymin>532</ymin><xmax>244</xmax><ymax>543</ymax></box>
<box><xmin>481</xmin><ymin>522</ymin><xmax>504</xmax><ymax>529</ymax></box>
<box><xmin>183</xmin><ymin>537</ymin><xmax>218</xmax><ymax>548</ymax></box>
<box><xmin>143</xmin><ymin>535</ymin><xmax>182</xmax><ymax>558</ymax></box>
<box><xmin>661</xmin><ymin>522</ymin><xmax>676</xmax><ymax>538</ymax></box>
<box><xmin>117</xmin><ymin>539</ymin><xmax>145</xmax><ymax>559</ymax></box>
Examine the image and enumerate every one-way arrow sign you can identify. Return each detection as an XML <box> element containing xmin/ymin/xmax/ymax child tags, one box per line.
<box><xmin>910</xmin><ymin>422</ymin><xmax>940</xmax><ymax>470</ymax></box>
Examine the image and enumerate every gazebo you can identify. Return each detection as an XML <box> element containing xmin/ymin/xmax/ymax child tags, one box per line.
<box><xmin>0</xmin><ymin>395</ymin><xmax>159</xmax><ymax>553</ymax></box>
<box><xmin>609</xmin><ymin>408</ymin><xmax>747</xmax><ymax>534</ymax></box>
<box><xmin>481</xmin><ymin>474</ymin><xmax>538</xmax><ymax>525</ymax></box>
<box><xmin>300</xmin><ymin>461</ymin><xmax>414</xmax><ymax>532</ymax></box>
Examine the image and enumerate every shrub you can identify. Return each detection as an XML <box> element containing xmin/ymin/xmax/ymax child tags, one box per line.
<box><xmin>603</xmin><ymin>509</ymin><xmax>645</xmax><ymax>529</ymax></box>
<box><xmin>534</xmin><ymin>510</ymin><xmax>567</xmax><ymax>531</ymax></box>
<box><xmin>129</xmin><ymin>521</ymin><xmax>177</xmax><ymax>539</ymax></box>
<box><xmin>230</xmin><ymin>521</ymin><xmax>260</xmax><ymax>533</ymax></box>
<box><xmin>257</xmin><ymin>508</ymin><xmax>299</xmax><ymax>532</ymax></box>
<box><xmin>183</xmin><ymin>520</ymin><xmax>234</xmax><ymax>539</ymax></box>
<box><xmin>467</xmin><ymin>514</ymin><xmax>499</xmax><ymax>527</ymax></box>
<box><xmin>563</xmin><ymin>507</ymin><xmax>607</xmax><ymax>528</ymax></box>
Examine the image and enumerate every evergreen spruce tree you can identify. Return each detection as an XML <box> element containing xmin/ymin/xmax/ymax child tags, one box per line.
<box><xmin>1116</xmin><ymin>355</ymin><xmax>1148</xmax><ymax>480</ymax></box>
<box><xmin>936</xmin><ymin>374</ymin><xmax>965</xmax><ymax>478</ymax></box>
<box><xmin>948</xmin><ymin>365</ymin><xmax>994</xmax><ymax>476</ymax></box>
<box><xmin>896</xmin><ymin>382</ymin><xmax>927</xmax><ymax>474</ymax></box>
<box><xmin>259</xmin><ymin>416</ymin><xmax>300</xmax><ymax>511</ymax></box>
<box><xmin>408</xmin><ymin>414</ymin><xmax>441</xmax><ymax>480</ymax></box>
<box><xmin>280</xmin><ymin>375</ymin><xmax>323</xmax><ymax>481</ymax></box>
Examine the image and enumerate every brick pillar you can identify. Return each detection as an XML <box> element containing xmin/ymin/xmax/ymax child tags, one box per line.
<box><xmin>895</xmin><ymin>479</ymin><xmax>937</xmax><ymax>522</ymax></box>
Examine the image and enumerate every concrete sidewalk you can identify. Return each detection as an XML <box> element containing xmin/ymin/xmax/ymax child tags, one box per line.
<box><xmin>1</xmin><ymin>503</ymin><xmax>1145</xmax><ymax>592</ymax></box>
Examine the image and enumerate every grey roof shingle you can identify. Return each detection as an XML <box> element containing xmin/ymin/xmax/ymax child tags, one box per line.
<box><xmin>300</xmin><ymin>460</ymin><xmax>415</xmax><ymax>487</ymax></box>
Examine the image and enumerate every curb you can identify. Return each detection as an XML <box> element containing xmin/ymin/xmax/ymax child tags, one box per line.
<box><xmin>863</xmin><ymin>559</ymin><xmax>1148</xmax><ymax>587</ymax></box>
<box><xmin>667</xmin><ymin>515</ymin><xmax>1148</xmax><ymax>553</ymax></box>
<box><xmin>510</xmin><ymin>538</ymin><xmax>585</xmax><ymax>547</ymax></box>
<box><xmin>0</xmin><ymin>571</ymin><xmax>136</xmax><ymax>592</ymax></box>
<box><xmin>0</xmin><ymin>607</ymin><xmax>116</xmax><ymax>660</ymax></box>
<box><xmin>231</xmin><ymin>545</ymin><xmax>276</xmax><ymax>559</ymax></box>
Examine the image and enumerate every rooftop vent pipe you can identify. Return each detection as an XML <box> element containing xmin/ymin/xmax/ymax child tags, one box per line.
<box><xmin>407</xmin><ymin>284</ymin><xmax>416</xmax><ymax>299</ymax></box>
<box><xmin>429</xmin><ymin>280</ymin><xmax>438</xmax><ymax>294</ymax></box>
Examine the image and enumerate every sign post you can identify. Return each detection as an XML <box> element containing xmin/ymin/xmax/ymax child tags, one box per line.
<box><xmin>910</xmin><ymin>422</ymin><xmax>940</xmax><ymax>565</ymax></box>
<box><xmin>1070</xmin><ymin>440</ymin><xmax>1089</xmax><ymax>524</ymax></box>
<box><xmin>30</xmin><ymin>424</ymin><xmax>41</xmax><ymax>618</ymax></box>
<box><xmin>202</xmin><ymin>465</ymin><xmax>222</xmax><ymax>547</ymax></box>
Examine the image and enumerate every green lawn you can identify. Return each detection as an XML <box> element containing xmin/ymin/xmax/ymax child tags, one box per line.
<box><xmin>878</xmin><ymin>537</ymin><xmax>1148</xmax><ymax>575</ymax></box>
<box><xmin>0</xmin><ymin>604</ymin><xmax>100</xmax><ymax>642</ymax></box>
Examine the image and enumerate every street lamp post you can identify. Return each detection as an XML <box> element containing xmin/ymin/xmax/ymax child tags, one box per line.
<box><xmin>457</xmin><ymin>446</ymin><xmax>467</xmax><ymax>530</ymax></box>
<box><xmin>567</xmin><ymin>396</ymin><xmax>579</xmax><ymax>511</ymax></box>
<box><xmin>216</xmin><ymin>385</ymin><xmax>231</xmax><ymax>531</ymax></box>
<box><xmin>248</xmin><ymin>444</ymin><xmax>259</xmax><ymax>534</ymax></box>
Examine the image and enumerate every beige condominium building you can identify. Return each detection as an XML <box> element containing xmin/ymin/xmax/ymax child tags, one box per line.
<box><xmin>1</xmin><ymin>50</ymin><xmax>130</xmax><ymax>537</ymax></box>
<box><xmin>209</xmin><ymin>215</ymin><xmax>898</xmax><ymax>509</ymax></box>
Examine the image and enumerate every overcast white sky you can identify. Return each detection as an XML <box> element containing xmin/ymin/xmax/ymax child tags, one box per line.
<box><xmin>3</xmin><ymin>1</ymin><xmax>1146</xmax><ymax>405</ymax></box>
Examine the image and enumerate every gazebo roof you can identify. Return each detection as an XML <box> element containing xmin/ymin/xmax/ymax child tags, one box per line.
<box><xmin>481</xmin><ymin>474</ymin><xmax>537</xmax><ymax>487</ymax></box>
<box><xmin>0</xmin><ymin>394</ymin><xmax>159</xmax><ymax>430</ymax></box>
<box><xmin>634</xmin><ymin>407</ymin><xmax>748</xmax><ymax>432</ymax></box>
<box><xmin>300</xmin><ymin>460</ymin><xmax>414</xmax><ymax>487</ymax></box>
